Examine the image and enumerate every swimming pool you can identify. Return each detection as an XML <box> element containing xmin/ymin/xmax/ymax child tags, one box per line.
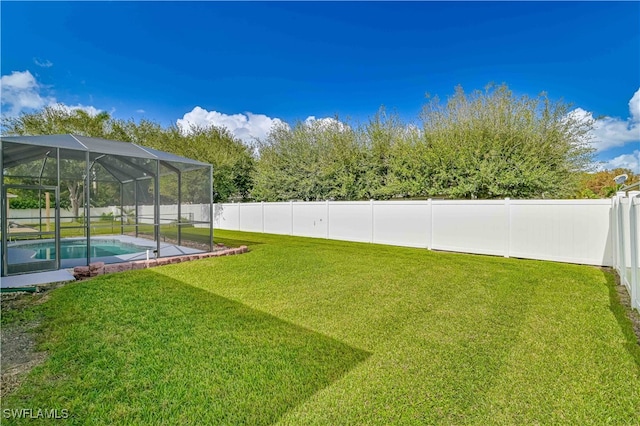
<box><xmin>20</xmin><ymin>239</ymin><xmax>149</xmax><ymax>260</ymax></box>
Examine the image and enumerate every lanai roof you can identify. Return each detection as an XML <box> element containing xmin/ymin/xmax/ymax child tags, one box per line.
<box><xmin>1</xmin><ymin>134</ymin><xmax>210</xmax><ymax>183</ymax></box>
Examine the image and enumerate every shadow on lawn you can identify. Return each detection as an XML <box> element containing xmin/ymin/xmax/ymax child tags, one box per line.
<box><xmin>2</xmin><ymin>271</ymin><xmax>370</xmax><ymax>425</ymax></box>
<box><xmin>603</xmin><ymin>269</ymin><xmax>640</xmax><ymax>374</ymax></box>
<box><xmin>214</xmin><ymin>236</ymin><xmax>265</xmax><ymax>248</ymax></box>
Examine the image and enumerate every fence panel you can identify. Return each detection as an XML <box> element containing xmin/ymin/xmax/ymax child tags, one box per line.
<box><xmin>292</xmin><ymin>202</ymin><xmax>327</xmax><ymax>238</ymax></box>
<box><xmin>137</xmin><ymin>205</ymin><xmax>155</xmax><ymax>224</ymax></box>
<box><xmin>7</xmin><ymin>207</ymin><xmax>114</xmax><ymax>224</ymax></box>
<box><xmin>264</xmin><ymin>202</ymin><xmax>293</xmax><ymax>235</ymax></box>
<box><xmin>328</xmin><ymin>201</ymin><xmax>372</xmax><ymax>243</ymax></box>
<box><xmin>431</xmin><ymin>200</ymin><xmax>507</xmax><ymax>256</ymax></box>
<box><xmin>510</xmin><ymin>200</ymin><xmax>612</xmax><ymax>265</ymax></box>
<box><xmin>372</xmin><ymin>201</ymin><xmax>430</xmax><ymax>248</ymax></box>
<box><xmin>622</xmin><ymin>198</ymin><xmax>632</xmax><ymax>287</ymax></box>
<box><xmin>183</xmin><ymin>204</ymin><xmax>211</xmax><ymax>228</ymax></box>
<box><xmin>212</xmin><ymin>200</ymin><xmax>614</xmax><ymax>265</ymax></box>
<box><xmin>611</xmin><ymin>193</ymin><xmax>640</xmax><ymax>311</ymax></box>
<box><xmin>239</xmin><ymin>203</ymin><xmax>263</xmax><ymax>233</ymax></box>
<box><xmin>214</xmin><ymin>203</ymin><xmax>239</xmax><ymax>230</ymax></box>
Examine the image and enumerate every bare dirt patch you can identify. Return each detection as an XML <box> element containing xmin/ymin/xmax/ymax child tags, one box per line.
<box><xmin>1</xmin><ymin>292</ymin><xmax>50</xmax><ymax>398</ymax></box>
<box><xmin>1</xmin><ymin>322</ymin><xmax>47</xmax><ymax>397</ymax></box>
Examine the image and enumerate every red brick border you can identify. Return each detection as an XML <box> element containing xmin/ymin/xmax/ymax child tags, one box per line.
<box><xmin>72</xmin><ymin>246</ymin><xmax>248</xmax><ymax>280</ymax></box>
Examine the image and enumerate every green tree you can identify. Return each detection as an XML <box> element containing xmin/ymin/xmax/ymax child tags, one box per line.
<box><xmin>358</xmin><ymin>109</ymin><xmax>426</xmax><ymax>199</ymax></box>
<box><xmin>2</xmin><ymin>106</ymin><xmax>117</xmax><ymax>217</ymax></box>
<box><xmin>420</xmin><ymin>84</ymin><xmax>595</xmax><ymax>198</ymax></box>
<box><xmin>114</xmin><ymin>120</ymin><xmax>254</xmax><ymax>202</ymax></box>
<box><xmin>577</xmin><ymin>168</ymin><xmax>639</xmax><ymax>198</ymax></box>
<box><xmin>252</xmin><ymin>121</ymin><xmax>323</xmax><ymax>201</ymax></box>
<box><xmin>2</xmin><ymin>106</ymin><xmax>255</xmax><ymax>208</ymax></box>
<box><xmin>254</xmin><ymin>85</ymin><xmax>595</xmax><ymax>201</ymax></box>
<box><xmin>252</xmin><ymin>118</ymin><xmax>364</xmax><ymax>201</ymax></box>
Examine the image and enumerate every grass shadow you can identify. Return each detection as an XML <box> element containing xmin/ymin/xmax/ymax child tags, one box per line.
<box><xmin>602</xmin><ymin>268</ymin><xmax>640</xmax><ymax>375</ymax></box>
<box><xmin>2</xmin><ymin>271</ymin><xmax>370</xmax><ymax>425</ymax></box>
<box><xmin>214</xmin><ymin>236</ymin><xmax>265</xmax><ymax>248</ymax></box>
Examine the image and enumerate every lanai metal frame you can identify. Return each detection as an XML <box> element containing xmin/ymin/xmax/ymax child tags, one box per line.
<box><xmin>1</xmin><ymin>134</ymin><xmax>213</xmax><ymax>276</ymax></box>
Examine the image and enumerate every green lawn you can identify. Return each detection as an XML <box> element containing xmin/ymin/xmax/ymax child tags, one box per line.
<box><xmin>2</xmin><ymin>230</ymin><xmax>639</xmax><ymax>424</ymax></box>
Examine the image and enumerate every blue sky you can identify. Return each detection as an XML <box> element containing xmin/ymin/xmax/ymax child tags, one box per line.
<box><xmin>1</xmin><ymin>1</ymin><xmax>639</xmax><ymax>171</ymax></box>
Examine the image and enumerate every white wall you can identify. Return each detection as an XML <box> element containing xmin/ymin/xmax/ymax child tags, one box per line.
<box><xmin>214</xmin><ymin>199</ymin><xmax>614</xmax><ymax>267</ymax></box>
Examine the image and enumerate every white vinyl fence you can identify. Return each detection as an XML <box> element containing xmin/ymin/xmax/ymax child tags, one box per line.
<box><xmin>8</xmin><ymin>205</ymin><xmax>212</xmax><ymax>226</ymax></box>
<box><xmin>611</xmin><ymin>192</ymin><xmax>640</xmax><ymax>311</ymax></box>
<box><xmin>11</xmin><ymin>197</ymin><xmax>637</xmax><ymax>310</ymax></box>
<box><xmin>7</xmin><ymin>206</ymin><xmax>116</xmax><ymax>223</ymax></box>
<box><xmin>214</xmin><ymin>199</ymin><xmax>614</xmax><ymax>267</ymax></box>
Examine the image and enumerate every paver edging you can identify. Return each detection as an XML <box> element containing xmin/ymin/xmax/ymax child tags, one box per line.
<box><xmin>73</xmin><ymin>245</ymin><xmax>248</xmax><ymax>280</ymax></box>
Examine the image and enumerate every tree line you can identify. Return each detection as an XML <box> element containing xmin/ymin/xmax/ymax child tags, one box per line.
<box><xmin>2</xmin><ymin>107</ymin><xmax>254</xmax><ymax>211</ymax></box>
<box><xmin>2</xmin><ymin>84</ymin><xmax>635</xmax><ymax>205</ymax></box>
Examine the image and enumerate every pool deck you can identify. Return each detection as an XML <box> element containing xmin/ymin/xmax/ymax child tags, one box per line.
<box><xmin>1</xmin><ymin>269</ymin><xmax>76</xmax><ymax>289</ymax></box>
<box><xmin>1</xmin><ymin>235</ymin><xmax>206</xmax><ymax>289</ymax></box>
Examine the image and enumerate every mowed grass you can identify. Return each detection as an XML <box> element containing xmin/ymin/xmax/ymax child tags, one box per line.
<box><xmin>2</xmin><ymin>230</ymin><xmax>640</xmax><ymax>424</ymax></box>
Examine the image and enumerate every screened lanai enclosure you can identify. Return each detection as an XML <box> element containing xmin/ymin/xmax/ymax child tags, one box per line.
<box><xmin>1</xmin><ymin>135</ymin><xmax>213</xmax><ymax>276</ymax></box>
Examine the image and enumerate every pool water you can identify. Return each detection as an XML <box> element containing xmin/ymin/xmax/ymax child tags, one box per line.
<box><xmin>25</xmin><ymin>240</ymin><xmax>147</xmax><ymax>260</ymax></box>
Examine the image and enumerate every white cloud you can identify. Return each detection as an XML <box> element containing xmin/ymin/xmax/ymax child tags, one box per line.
<box><xmin>0</xmin><ymin>70</ymin><xmax>53</xmax><ymax>116</ymax></box>
<box><xmin>629</xmin><ymin>88</ymin><xmax>640</xmax><ymax>122</ymax></box>
<box><xmin>177</xmin><ymin>106</ymin><xmax>286</xmax><ymax>143</ymax></box>
<box><xmin>176</xmin><ymin>108</ymin><xmax>357</xmax><ymax>143</ymax></box>
<box><xmin>303</xmin><ymin>116</ymin><xmax>350</xmax><ymax>132</ymax></box>
<box><xmin>304</xmin><ymin>116</ymin><xmax>337</xmax><ymax>126</ymax></box>
<box><xmin>571</xmin><ymin>88</ymin><xmax>640</xmax><ymax>152</ymax></box>
<box><xmin>136</xmin><ymin>109</ymin><xmax>145</xmax><ymax>114</ymax></box>
<box><xmin>55</xmin><ymin>104</ymin><xmax>103</xmax><ymax>117</ymax></box>
<box><xmin>33</xmin><ymin>58</ymin><xmax>53</xmax><ymax>68</ymax></box>
<box><xmin>1</xmin><ymin>70</ymin><xmax>104</xmax><ymax>119</ymax></box>
<box><xmin>601</xmin><ymin>150</ymin><xmax>640</xmax><ymax>173</ymax></box>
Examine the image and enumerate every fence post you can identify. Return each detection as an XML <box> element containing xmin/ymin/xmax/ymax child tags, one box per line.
<box><xmin>504</xmin><ymin>198</ymin><xmax>511</xmax><ymax>258</ymax></box>
<box><xmin>611</xmin><ymin>197</ymin><xmax>617</xmax><ymax>271</ymax></box>
<box><xmin>290</xmin><ymin>200</ymin><xmax>294</xmax><ymax>235</ymax></box>
<box><xmin>616</xmin><ymin>192</ymin><xmax>627</xmax><ymax>283</ymax></box>
<box><xmin>261</xmin><ymin>201</ymin><xmax>265</xmax><ymax>233</ymax></box>
<box><xmin>370</xmin><ymin>199</ymin><xmax>375</xmax><ymax>243</ymax></box>
<box><xmin>613</xmin><ymin>196</ymin><xmax>620</xmax><ymax>275</ymax></box>
<box><xmin>428</xmin><ymin>198</ymin><xmax>433</xmax><ymax>250</ymax></box>
<box><xmin>326</xmin><ymin>200</ymin><xmax>330</xmax><ymax>239</ymax></box>
<box><xmin>629</xmin><ymin>192</ymin><xmax>639</xmax><ymax>311</ymax></box>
